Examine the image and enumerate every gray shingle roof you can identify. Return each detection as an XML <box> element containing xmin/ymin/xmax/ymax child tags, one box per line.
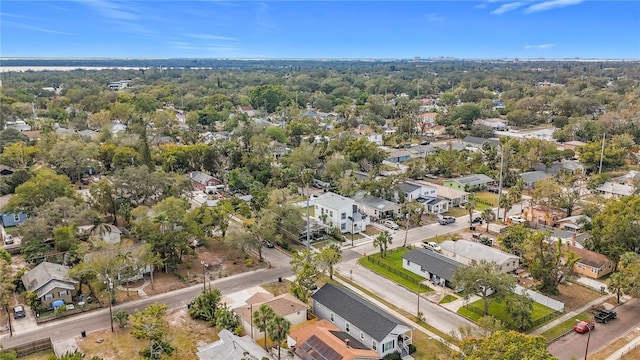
<box><xmin>448</xmin><ymin>174</ymin><xmax>494</xmax><ymax>186</ymax></box>
<box><xmin>463</xmin><ymin>136</ymin><xmax>500</xmax><ymax>147</ymax></box>
<box><xmin>519</xmin><ymin>171</ymin><xmax>551</xmax><ymax>184</ymax></box>
<box><xmin>403</xmin><ymin>248</ymin><xmax>465</xmax><ymax>282</ymax></box>
<box><xmin>21</xmin><ymin>262</ymin><xmax>77</xmax><ymax>297</ymax></box>
<box><xmin>311</xmin><ymin>283</ymin><xmax>408</xmax><ymax>342</ymax></box>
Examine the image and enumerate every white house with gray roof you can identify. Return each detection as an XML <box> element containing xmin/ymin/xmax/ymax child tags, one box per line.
<box><xmin>21</xmin><ymin>262</ymin><xmax>78</xmax><ymax>309</ymax></box>
<box><xmin>595</xmin><ymin>182</ymin><xmax>635</xmax><ymax>198</ymax></box>
<box><xmin>353</xmin><ymin>191</ymin><xmax>402</xmax><ymax>220</ymax></box>
<box><xmin>439</xmin><ymin>240</ymin><xmax>520</xmax><ymax>273</ymax></box>
<box><xmin>403</xmin><ymin>248</ymin><xmax>464</xmax><ymax>288</ymax></box>
<box><xmin>311</xmin><ymin>283</ymin><xmax>413</xmax><ymax>358</ymax></box>
<box><xmin>519</xmin><ymin>170</ymin><xmax>551</xmax><ymax>189</ymax></box>
<box><xmin>444</xmin><ymin>174</ymin><xmax>495</xmax><ymax>192</ymax></box>
<box><xmin>313</xmin><ymin>192</ymin><xmax>369</xmax><ymax>234</ymax></box>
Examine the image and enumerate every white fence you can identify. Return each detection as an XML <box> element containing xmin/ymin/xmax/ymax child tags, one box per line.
<box><xmin>514</xmin><ymin>284</ymin><xmax>565</xmax><ymax>312</ymax></box>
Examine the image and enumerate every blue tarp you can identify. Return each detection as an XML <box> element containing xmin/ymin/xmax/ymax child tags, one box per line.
<box><xmin>51</xmin><ymin>300</ymin><xmax>65</xmax><ymax>308</ymax></box>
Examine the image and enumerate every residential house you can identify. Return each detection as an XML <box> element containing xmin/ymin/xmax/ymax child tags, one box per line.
<box><xmin>77</xmin><ymin>224</ymin><xmax>122</xmax><ymax>244</ymax></box>
<box><xmin>519</xmin><ymin>171</ymin><xmax>551</xmax><ymax>189</ymax></box>
<box><xmin>403</xmin><ymin>248</ymin><xmax>464</xmax><ymax>288</ymax></box>
<box><xmin>0</xmin><ymin>212</ymin><xmax>28</xmax><ymax>227</ymax></box>
<box><xmin>288</xmin><ymin>319</ymin><xmax>380</xmax><ymax>360</ymax></box>
<box><xmin>397</xmin><ymin>181</ymin><xmax>437</xmax><ymax>201</ymax></box>
<box><xmin>189</xmin><ymin>171</ymin><xmax>222</xmax><ymax>192</ymax></box>
<box><xmin>313</xmin><ymin>192</ymin><xmax>369</xmax><ymax>234</ymax></box>
<box><xmin>439</xmin><ymin>240</ymin><xmax>520</xmax><ymax>273</ymax></box>
<box><xmin>418</xmin><ymin>112</ymin><xmax>438</xmax><ymax>124</ymax></box>
<box><xmin>196</xmin><ymin>329</ymin><xmax>273</xmax><ymax>360</ymax></box>
<box><xmin>385</xmin><ymin>149</ymin><xmax>412</xmax><ymax>163</ymax></box>
<box><xmin>557</xmin><ymin>215</ymin><xmax>591</xmax><ymax>233</ymax></box>
<box><xmin>476</xmin><ymin>118</ymin><xmax>507</xmax><ymax>130</ymax></box>
<box><xmin>428</xmin><ymin>125</ymin><xmax>447</xmax><ymax>136</ymax></box>
<box><xmin>367</xmin><ymin>133</ymin><xmax>383</xmax><ymax>146</ymax></box>
<box><xmin>108</xmin><ymin>80</ymin><xmax>131</xmax><ymax>90</ymax></box>
<box><xmin>233</xmin><ymin>293</ymin><xmax>308</xmax><ymax>341</ymax></box>
<box><xmin>352</xmin><ymin>191</ymin><xmax>401</xmax><ymax>220</ymax></box>
<box><xmin>523</xmin><ymin>204</ymin><xmax>567</xmax><ymax>227</ymax></box>
<box><xmin>433</xmin><ymin>142</ymin><xmax>465</xmax><ymax>152</ymax></box>
<box><xmin>21</xmin><ymin>262</ymin><xmax>78</xmax><ymax>309</ymax></box>
<box><xmin>109</xmin><ymin>120</ymin><xmax>127</xmax><ymax>134</ymax></box>
<box><xmin>311</xmin><ymin>283</ymin><xmax>413</xmax><ymax>358</ymax></box>
<box><xmin>564</xmin><ymin>245</ymin><xmax>615</xmax><ymax>279</ymax></box>
<box><xmin>416</xmin><ymin>196</ymin><xmax>449</xmax><ymax>214</ymax></box>
<box><xmin>238</xmin><ymin>105</ymin><xmax>256</xmax><ymax>117</ymax></box>
<box><xmin>545</xmin><ymin>229</ymin><xmax>590</xmax><ymax>249</ymax></box>
<box><xmin>613</xmin><ymin>170</ymin><xmax>640</xmax><ymax>186</ymax></box>
<box><xmin>78</xmin><ymin>129</ymin><xmax>99</xmax><ymax>140</ymax></box>
<box><xmin>5</xmin><ymin>120</ymin><xmax>32</xmax><ymax>132</ymax></box>
<box><xmin>534</xmin><ymin>159</ymin><xmax>584</xmax><ymax>176</ymax></box>
<box><xmin>270</xmin><ymin>141</ymin><xmax>291</xmax><ymax>160</ymax></box>
<box><xmin>595</xmin><ymin>182</ymin><xmax>634</xmax><ymax>198</ymax></box>
<box><xmin>414</xmin><ymin>181</ymin><xmax>469</xmax><ymax>207</ymax></box>
<box><xmin>462</xmin><ymin>136</ymin><xmax>500</xmax><ymax>150</ymax></box>
<box><xmin>406</xmin><ymin>144</ymin><xmax>437</xmax><ymax>159</ymax></box>
<box><xmin>444</xmin><ymin>174</ymin><xmax>495</xmax><ymax>192</ymax></box>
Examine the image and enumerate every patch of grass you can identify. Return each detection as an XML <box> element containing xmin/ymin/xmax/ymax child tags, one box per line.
<box><xmin>439</xmin><ymin>295</ymin><xmax>458</xmax><ymax>304</ymax></box>
<box><xmin>473</xmin><ymin>191</ymin><xmax>499</xmax><ymax>207</ymax></box>
<box><xmin>4</xmin><ymin>226</ymin><xmax>19</xmax><ymax>233</ymax></box>
<box><xmin>364</xmin><ymin>225</ymin><xmax>382</xmax><ymax>236</ymax></box>
<box><xmin>10</xmin><ymin>350</ymin><xmax>54</xmax><ymax>360</ymax></box>
<box><xmin>457</xmin><ymin>296</ymin><xmax>558</xmax><ymax>330</ymax></box>
<box><xmin>444</xmin><ymin>207</ymin><xmax>467</xmax><ymax>217</ymax></box>
<box><xmin>358</xmin><ymin>248</ymin><xmax>431</xmax><ymax>293</ymax></box>
<box><xmin>539</xmin><ymin>311</ymin><xmax>592</xmax><ymax>341</ymax></box>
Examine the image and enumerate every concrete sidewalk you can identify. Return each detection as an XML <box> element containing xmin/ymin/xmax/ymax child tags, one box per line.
<box><xmin>530</xmin><ymin>293</ymin><xmax>614</xmax><ymax>336</ymax></box>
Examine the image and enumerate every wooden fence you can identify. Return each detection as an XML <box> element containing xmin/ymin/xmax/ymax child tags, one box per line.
<box><xmin>2</xmin><ymin>338</ymin><xmax>52</xmax><ymax>357</ymax></box>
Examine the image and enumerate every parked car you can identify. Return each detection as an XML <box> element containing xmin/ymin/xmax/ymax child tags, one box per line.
<box><xmin>384</xmin><ymin>220</ymin><xmax>400</xmax><ymax>230</ymax></box>
<box><xmin>594</xmin><ymin>309</ymin><xmax>617</xmax><ymax>323</ymax></box>
<box><xmin>3</xmin><ymin>234</ymin><xmax>14</xmax><ymax>245</ymax></box>
<box><xmin>66</xmin><ymin>304</ymin><xmax>75</xmax><ymax>311</ymax></box>
<box><xmin>471</xmin><ymin>217</ymin><xmax>482</xmax><ymax>224</ymax></box>
<box><xmin>508</xmin><ymin>215</ymin><xmax>526</xmax><ymax>224</ymax></box>
<box><xmin>13</xmin><ymin>305</ymin><xmax>25</xmax><ymax>319</ymax></box>
<box><xmin>425</xmin><ymin>174</ymin><xmax>438</xmax><ymax>179</ymax></box>
<box><xmin>422</xmin><ymin>241</ymin><xmax>442</xmax><ymax>252</ymax></box>
<box><xmin>263</xmin><ymin>240</ymin><xmax>275</xmax><ymax>248</ymax></box>
<box><xmin>574</xmin><ymin>320</ymin><xmax>595</xmax><ymax>334</ymax></box>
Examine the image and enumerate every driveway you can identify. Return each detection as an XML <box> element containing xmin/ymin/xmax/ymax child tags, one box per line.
<box><xmin>548</xmin><ymin>298</ymin><xmax>640</xmax><ymax>360</ymax></box>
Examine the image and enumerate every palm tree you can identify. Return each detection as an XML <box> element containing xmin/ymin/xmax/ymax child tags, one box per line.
<box><xmin>481</xmin><ymin>208</ymin><xmax>494</xmax><ymax>232</ymax></box>
<box><xmin>499</xmin><ymin>196</ymin><xmax>513</xmax><ymax>223</ymax></box>
<box><xmin>253</xmin><ymin>304</ymin><xmax>276</xmax><ymax>350</ymax></box>
<box><xmin>267</xmin><ymin>316</ymin><xmax>291</xmax><ymax>360</ymax></box>
<box><xmin>373</xmin><ymin>231</ymin><xmax>392</xmax><ymax>258</ymax></box>
<box><xmin>607</xmin><ymin>272</ymin><xmax>626</xmax><ymax>304</ymax></box>
<box><xmin>464</xmin><ymin>200</ymin><xmax>476</xmax><ymax>225</ymax></box>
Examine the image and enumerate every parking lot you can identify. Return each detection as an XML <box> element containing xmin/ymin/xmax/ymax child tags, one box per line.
<box><xmin>548</xmin><ymin>298</ymin><xmax>640</xmax><ymax>360</ymax></box>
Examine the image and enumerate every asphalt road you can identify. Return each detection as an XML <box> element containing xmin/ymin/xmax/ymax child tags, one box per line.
<box><xmin>547</xmin><ymin>298</ymin><xmax>640</xmax><ymax>360</ymax></box>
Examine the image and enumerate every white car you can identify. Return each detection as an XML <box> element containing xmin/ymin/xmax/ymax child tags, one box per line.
<box><xmin>422</xmin><ymin>241</ymin><xmax>441</xmax><ymax>252</ymax></box>
<box><xmin>508</xmin><ymin>215</ymin><xmax>526</xmax><ymax>224</ymax></box>
<box><xmin>384</xmin><ymin>220</ymin><xmax>400</xmax><ymax>230</ymax></box>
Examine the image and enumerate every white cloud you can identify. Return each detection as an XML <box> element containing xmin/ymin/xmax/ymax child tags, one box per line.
<box><xmin>525</xmin><ymin>43</ymin><xmax>555</xmax><ymax>49</ymax></box>
<box><xmin>525</xmin><ymin>0</ymin><xmax>583</xmax><ymax>13</ymax></box>
<box><xmin>3</xmin><ymin>21</ymin><xmax>74</xmax><ymax>35</ymax></box>
<box><xmin>425</xmin><ymin>13</ymin><xmax>445</xmax><ymax>22</ymax></box>
<box><xmin>491</xmin><ymin>2</ymin><xmax>527</xmax><ymax>15</ymax></box>
<box><xmin>185</xmin><ymin>34</ymin><xmax>238</xmax><ymax>41</ymax></box>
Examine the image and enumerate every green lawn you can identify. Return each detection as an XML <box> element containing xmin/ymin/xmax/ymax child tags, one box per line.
<box><xmin>539</xmin><ymin>311</ymin><xmax>592</xmax><ymax>341</ymax></box>
<box><xmin>445</xmin><ymin>207</ymin><xmax>467</xmax><ymax>217</ymax></box>
<box><xmin>473</xmin><ymin>191</ymin><xmax>499</xmax><ymax>207</ymax></box>
<box><xmin>358</xmin><ymin>248</ymin><xmax>432</xmax><ymax>293</ymax></box>
<box><xmin>457</xmin><ymin>295</ymin><xmax>558</xmax><ymax>330</ymax></box>
<box><xmin>4</xmin><ymin>226</ymin><xmax>19</xmax><ymax>233</ymax></box>
<box><xmin>439</xmin><ymin>294</ymin><xmax>458</xmax><ymax>304</ymax></box>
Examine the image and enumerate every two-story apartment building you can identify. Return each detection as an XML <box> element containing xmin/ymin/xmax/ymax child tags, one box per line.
<box><xmin>311</xmin><ymin>283</ymin><xmax>413</xmax><ymax>358</ymax></box>
<box><xmin>314</xmin><ymin>192</ymin><xmax>369</xmax><ymax>234</ymax></box>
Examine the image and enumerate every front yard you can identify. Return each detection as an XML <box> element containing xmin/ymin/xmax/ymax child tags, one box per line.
<box><xmin>358</xmin><ymin>247</ymin><xmax>431</xmax><ymax>293</ymax></box>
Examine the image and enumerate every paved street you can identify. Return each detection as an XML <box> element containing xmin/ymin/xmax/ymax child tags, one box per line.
<box><xmin>548</xmin><ymin>298</ymin><xmax>640</xmax><ymax>360</ymax></box>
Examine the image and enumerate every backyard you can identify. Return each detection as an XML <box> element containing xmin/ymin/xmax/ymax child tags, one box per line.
<box><xmin>458</xmin><ymin>295</ymin><xmax>558</xmax><ymax>331</ymax></box>
<box><xmin>358</xmin><ymin>247</ymin><xmax>431</xmax><ymax>293</ymax></box>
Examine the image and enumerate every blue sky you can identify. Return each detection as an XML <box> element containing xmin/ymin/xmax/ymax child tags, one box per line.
<box><xmin>1</xmin><ymin>1</ymin><xmax>639</xmax><ymax>59</ymax></box>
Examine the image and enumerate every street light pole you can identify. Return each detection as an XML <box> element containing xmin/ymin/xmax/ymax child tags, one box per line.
<box><xmin>584</xmin><ymin>326</ymin><xmax>593</xmax><ymax>360</ymax></box>
<box><xmin>108</xmin><ymin>280</ymin><xmax>114</xmax><ymax>333</ymax></box>
<box><xmin>417</xmin><ymin>281</ymin><xmax>420</xmax><ymax>316</ymax></box>
<box><xmin>201</xmin><ymin>261</ymin><xmax>208</xmax><ymax>292</ymax></box>
<box><xmin>351</xmin><ymin>217</ymin><xmax>354</xmax><ymax>247</ymax></box>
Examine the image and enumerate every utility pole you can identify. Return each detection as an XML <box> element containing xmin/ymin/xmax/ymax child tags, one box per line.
<box><xmin>598</xmin><ymin>132</ymin><xmax>605</xmax><ymax>174</ymax></box>
<box><xmin>108</xmin><ymin>279</ymin><xmax>114</xmax><ymax>333</ymax></box>
<box><xmin>417</xmin><ymin>281</ymin><xmax>421</xmax><ymax>316</ymax></box>
<box><xmin>496</xmin><ymin>145</ymin><xmax>505</xmax><ymax>221</ymax></box>
<box><xmin>306</xmin><ymin>193</ymin><xmax>310</xmax><ymax>250</ymax></box>
<box><xmin>201</xmin><ymin>261</ymin><xmax>208</xmax><ymax>292</ymax></box>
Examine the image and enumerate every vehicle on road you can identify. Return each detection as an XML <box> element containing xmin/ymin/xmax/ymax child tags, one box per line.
<box><xmin>3</xmin><ymin>234</ymin><xmax>14</xmax><ymax>245</ymax></box>
<box><xmin>384</xmin><ymin>220</ymin><xmax>400</xmax><ymax>230</ymax></box>
<box><xmin>13</xmin><ymin>305</ymin><xmax>25</xmax><ymax>319</ymax></box>
<box><xmin>594</xmin><ymin>309</ymin><xmax>617</xmax><ymax>323</ymax></box>
<box><xmin>470</xmin><ymin>217</ymin><xmax>482</xmax><ymax>224</ymax></box>
<box><xmin>574</xmin><ymin>321</ymin><xmax>595</xmax><ymax>334</ymax></box>
<box><xmin>263</xmin><ymin>240</ymin><xmax>275</xmax><ymax>248</ymax></box>
<box><xmin>425</xmin><ymin>174</ymin><xmax>438</xmax><ymax>179</ymax></box>
<box><xmin>438</xmin><ymin>216</ymin><xmax>456</xmax><ymax>225</ymax></box>
<box><xmin>422</xmin><ymin>241</ymin><xmax>441</xmax><ymax>252</ymax></box>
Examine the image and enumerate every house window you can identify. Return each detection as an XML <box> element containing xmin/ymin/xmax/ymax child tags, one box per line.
<box><xmin>341</xmin><ymin>212</ymin><xmax>346</xmax><ymax>220</ymax></box>
<box><xmin>44</xmin><ymin>294</ymin><xmax>54</xmax><ymax>300</ymax></box>
<box><xmin>372</xmin><ymin>341</ymin><xmax>377</xmax><ymax>351</ymax></box>
<box><xmin>329</xmin><ymin>211</ymin><xmax>333</xmax><ymax>217</ymax></box>
<box><xmin>58</xmin><ymin>290</ymin><xmax>68</xmax><ymax>297</ymax></box>
<box><xmin>406</xmin><ymin>260</ymin><xmax>410</xmax><ymax>266</ymax></box>
<box><xmin>382</xmin><ymin>340</ymin><xmax>395</xmax><ymax>352</ymax></box>
<box><xmin>14</xmin><ymin>214</ymin><xmax>20</xmax><ymax>222</ymax></box>
<box><xmin>360</xmin><ymin>332</ymin><xmax>365</xmax><ymax>340</ymax></box>
<box><xmin>330</xmin><ymin>312</ymin><xmax>334</xmax><ymax>322</ymax></box>
<box><xmin>577</xmin><ymin>263</ymin><xmax>586</xmax><ymax>270</ymax></box>
<box><xmin>345</xmin><ymin>322</ymin><xmax>350</xmax><ymax>332</ymax></box>
<box><xmin>340</xmin><ymin>223</ymin><xmax>346</xmax><ymax>231</ymax></box>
